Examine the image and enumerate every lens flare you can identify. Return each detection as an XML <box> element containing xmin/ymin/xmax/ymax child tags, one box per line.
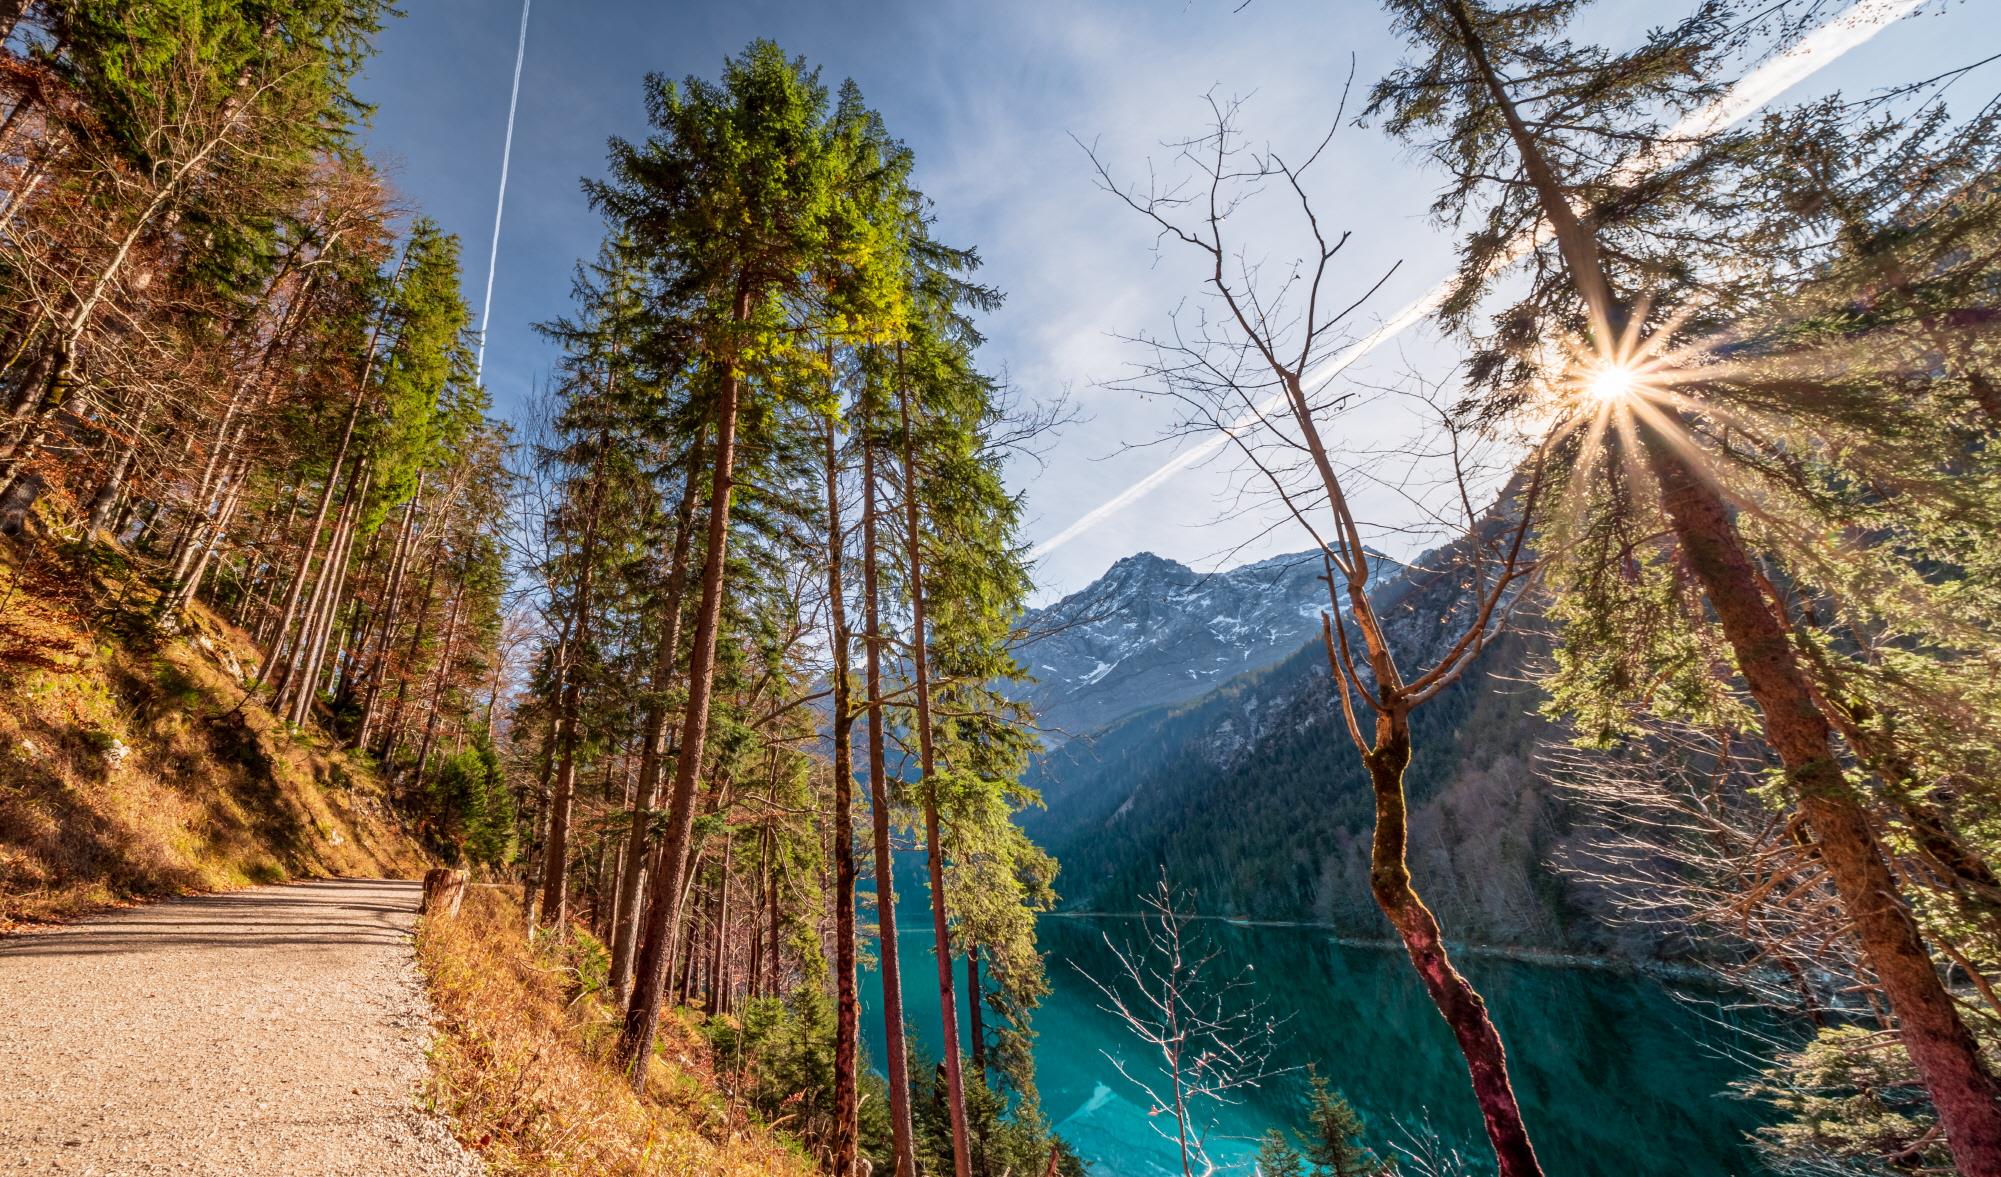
<box><xmin>1586</xmin><ymin>363</ymin><xmax>1640</xmax><ymax>405</ymax></box>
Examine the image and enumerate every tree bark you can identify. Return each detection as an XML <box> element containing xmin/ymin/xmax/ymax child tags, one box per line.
<box><xmin>541</xmin><ymin>429</ymin><xmax>614</xmax><ymax>934</ymax></box>
<box><xmin>376</xmin><ymin>534</ymin><xmax>445</xmax><ymax>763</ymax></box>
<box><xmin>618</xmin><ymin>291</ymin><xmax>749</xmax><ymax>1086</ymax></box>
<box><xmin>898</xmin><ymin>370</ymin><xmax>973</xmax><ymax>1177</ymax></box>
<box><xmin>1644</xmin><ymin>431</ymin><xmax>2001</xmax><ymax>1176</ymax></box>
<box><xmin>421</xmin><ymin>868</ymin><xmax>469</xmax><ymax>917</ymax></box>
<box><xmin>762</xmin><ymin>799</ymin><xmax>780</xmax><ymax>997</ymax></box>
<box><xmin>520</xmin><ymin>685</ymin><xmax>563</xmax><ymax>932</ymax></box>
<box><xmin>712</xmin><ymin>836</ymin><xmax>732</xmax><ymax>1016</ymax></box>
<box><xmin>609</xmin><ymin>436</ymin><xmax>705</xmax><ymax>996</ymax></box>
<box><xmin>1364</xmin><ymin>707</ymin><xmax>1543</xmax><ymax>1177</ymax></box>
<box><xmin>83</xmin><ymin>393</ymin><xmax>150</xmax><ymax>537</ymax></box>
<box><xmin>863</xmin><ymin>414</ymin><xmax>918</xmax><ymax>1177</ymax></box>
<box><xmin>410</xmin><ymin>579</ymin><xmax>465</xmax><ymax>792</ymax></box>
<box><xmin>261</xmin><ymin>244</ymin><xmax>406</xmax><ymax>693</ymax></box>
<box><xmin>966</xmin><ymin>947</ymin><xmax>986</xmax><ymax>1079</ymax></box>
<box><xmin>355</xmin><ymin>477</ymin><xmax>424</xmax><ymax>748</ymax></box>
<box><xmin>287</xmin><ymin>461</ymin><xmax>370</xmax><ymax>726</ymax></box>
<box><xmin>824</xmin><ymin>407</ymin><xmax>862</xmax><ymax>1175</ymax></box>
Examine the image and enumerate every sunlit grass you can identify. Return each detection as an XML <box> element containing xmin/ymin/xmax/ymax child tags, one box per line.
<box><xmin>416</xmin><ymin>888</ymin><xmax>819</xmax><ymax>1177</ymax></box>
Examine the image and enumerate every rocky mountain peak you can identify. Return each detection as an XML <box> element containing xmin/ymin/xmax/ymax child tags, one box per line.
<box><xmin>1016</xmin><ymin>547</ymin><xmax>1387</xmax><ymax>740</ymax></box>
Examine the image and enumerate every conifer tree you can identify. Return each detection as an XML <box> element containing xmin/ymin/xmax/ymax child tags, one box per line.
<box><xmin>1302</xmin><ymin>1074</ymin><xmax>1387</xmax><ymax>1177</ymax></box>
<box><xmin>592</xmin><ymin>40</ymin><xmax>840</xmax><ymax>1088</ymax></box>
<box><xmin>1366</xmin><ymin>2</ymin><xmax>2001</xmax><ymax>1170</ymax></box>
<box><xmin>1255</xmin><ymin>1131</ymin><xmax>1307</xmax><ymax>1177</ymax></box>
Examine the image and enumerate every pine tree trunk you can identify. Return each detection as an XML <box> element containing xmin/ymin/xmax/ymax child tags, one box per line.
<box><xmin>355</xmin><ymin>479</ymin><xmax>424</xmax><ymax>749</ymax></box>
<box><xmin>862</xmin><ymin>424</ymin><xmax>919</xmax><ymax>1177</ymax></box>
<box><xmin>824</xmin><ymin>407</ymin><xmax>862</xmax><ymax>1176</ymax></box>
<box><xmin>521</xmin><ymin>692</ymin><xmax>563</xmax><ymax>931</ymax></box>
<box><xmin>541</xmin><ymin>433</ymin><xmax>613</xmax><ymax>934</ymax></box>
<box><xmin>273</xmin><ymin>448</ymin><xmax>364</xmax><ymax>710</ymax></box>
<box><xmin>84</xmin><ymin>393</ymin><xmax>151</xmax><ymax>537</ymax></box>
<box><xmin>609</xmin><ymin>438</ymin><xmax>705</xmax><ymax>996</ymax></box>
<box><xmin>618</xmin><ymin>298</ymin><xmax>748</xmax><ymax>1085</ymax></box>
<box><xmin>265</xmin><ymin>396</ymin><xmax>359</xmax><ymax>689</ymax></box>
<box><xmin>250</xmin><ymin>483</ymin><xmax>307</xmax><ymax>645</ymax></box>
<box><xmin>84</xmin><ymin>434</ymin><xmax>137</xmax><ymax>537</ymax></box>
<box><xmin>410</xmin><ymin>581</ymin><xmax>465</xmax><ymax>792</ymax></box>
<box><xmin>966</xmin><ymin>947</ymin><xmax>986</xmax><ymax>1079</ymax></box>
<box><xmin>712</xmin><ymin>838</ymin><xmax>732</xmax><ymax>1017</ymax></box>
<box><xmin>899</xmin><ymin>372</ymin><xmax>973</xmax><ymax>1177</ymax></box>
<box><xmin>377</xmin><ymin>541</ymin><xmax>444</xmax><ymax>764</ymax></box>
<box><xmin>539</xmin><ymin>668</ymin><xmax>583</xmax><ymax>931</ymax></box>
<box><xmin>764</xmin><ymin>814</ymin><xmax>780</xmax><ymax>996</ymax></box>
<box><xmin>169</xmin><ymin>465</ymin><xmax>248</xmax><ymax>616</ymax></box>
<box><xmin>278</xmin><ymin>470</ymin><xmax>354</xmax><ymax>718</ymax></box>
<box><xmin>330</xmin><ymin>520</ymin><xmax>388</xmax><ymax>706</ymax></box>
<box><xmin>1644</xmin><ymin>431</ymin><xmax>2001</xmax><ymax>1176</ymax></box>
<box><xmin>262</xmin><ymin>246</ymin><xmax>405</xmax><ymax>693</ymax></box>
<box><xmin>172</xmin><ymin>264</ymin><xmax>311</xmax><ymax>573</ymax></box>
<box><xmin>289</xmin><ymin>462</ymin><xmax>371</xmax><ymax>727</ymax></box>
<box><xmin>749</xmin><ymin>826</ymin><xmax>768</xmax><ymax>1000</ymax></box>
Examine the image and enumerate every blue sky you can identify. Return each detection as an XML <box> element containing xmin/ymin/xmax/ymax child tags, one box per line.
<box><xmin>355</xmin><ymin>0</ymin><xmax>1997</xmax><ymax>599</ymax></box>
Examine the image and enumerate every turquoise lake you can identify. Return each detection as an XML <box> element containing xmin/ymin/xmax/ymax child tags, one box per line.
<box><xmin>859</xmin><ymin>905</ymin><xmax>1786</xmax><ymax>1176</ymax></box>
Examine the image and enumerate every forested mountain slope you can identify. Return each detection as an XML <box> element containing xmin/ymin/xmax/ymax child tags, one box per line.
<box><xmin>1023</xmin><ymin>546</ymin><xmax>1641</xmax><ymax>958</ymax></box>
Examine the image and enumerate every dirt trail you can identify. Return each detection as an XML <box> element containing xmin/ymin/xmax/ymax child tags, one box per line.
<box><xmin>0</xmin><ymin>879</ymin><xmax>481</xmax><ymax>1175</ymax></box>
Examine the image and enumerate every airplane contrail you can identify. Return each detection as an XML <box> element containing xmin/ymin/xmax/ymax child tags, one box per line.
<box><xmin>1028</xmin><ymin>0</ymin><xmax>1925</xmax><ymax>563</ymax></box>
<box><xmin>475</xmin><ymin>0</ymin><xmax>532</xmax><ymax>382</ymax></box>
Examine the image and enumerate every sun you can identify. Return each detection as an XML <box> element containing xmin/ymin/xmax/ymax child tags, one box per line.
<box><xmin>1584</xmin><ymin>361</ymin><xmax>1640</xmax><ymax>405</ymax></box>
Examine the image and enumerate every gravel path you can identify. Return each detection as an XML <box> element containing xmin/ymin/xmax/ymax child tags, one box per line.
<box><xmin>0</xmin><ymin>879</ymin><xmax>483</xmax><ymax>1176</ymax></box>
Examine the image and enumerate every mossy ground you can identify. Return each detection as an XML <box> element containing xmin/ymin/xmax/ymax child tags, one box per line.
<box><xmin>0</xmin><ymin>538</ymin><xmax>427</xmax><ymax>928</ymax></box>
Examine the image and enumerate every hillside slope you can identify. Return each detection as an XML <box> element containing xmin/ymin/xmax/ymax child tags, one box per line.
<box><xmin>0</xmin><ymin>543</ymin><xmax>428</xmax><ymax>927</ymax></box>
<box><xmin>419</xmin><ymin>888</ymin><xmax>821</xmax><ymax>1177</ymax></box>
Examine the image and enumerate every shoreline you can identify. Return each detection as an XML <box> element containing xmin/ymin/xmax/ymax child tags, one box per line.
<box><xmin>1039</xmin><ymin>908</ymin><xmax>1726</xmax><ymax>982</ymax></box>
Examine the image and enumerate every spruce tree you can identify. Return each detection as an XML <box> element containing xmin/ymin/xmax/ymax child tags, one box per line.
<box><xmin>593</xmin><ymin>39</ymin><xmax>839</xmax><ymax>1090</ymax></box>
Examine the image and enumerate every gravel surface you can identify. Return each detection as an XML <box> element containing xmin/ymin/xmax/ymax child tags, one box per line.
<box><xmin>0</xmin><ymin>879</ymin><xmax>483</xmax><ymax>1176</ymax></box>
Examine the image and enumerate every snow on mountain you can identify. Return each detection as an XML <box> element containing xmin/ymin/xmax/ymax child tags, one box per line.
<box><xmin>1015</xmin><ymin>548</ymin><xmax>1396</xmax><ymax>741</ymax></box>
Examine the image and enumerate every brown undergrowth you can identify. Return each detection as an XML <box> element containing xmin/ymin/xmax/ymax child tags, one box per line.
<box><xmin>0</xmin><ymin>538</ymin><xmax>427</xmax><ymax>928</ymax></box>
<box><xmin>416</xmin><ymin>886</ymin><xmax>818</xmax><ymax>1176</ymax></box>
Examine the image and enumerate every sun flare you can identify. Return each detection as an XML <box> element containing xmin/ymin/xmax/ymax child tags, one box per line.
<box><xmin>1585</xmin><ymin>362</ymin><xmax>1640</xmax><ymax>405</ymax></box>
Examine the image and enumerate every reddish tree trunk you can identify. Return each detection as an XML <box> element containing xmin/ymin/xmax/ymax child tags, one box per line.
<box><xmin>899</xmin><ymin>371</ymin><xmax>972</xmax><ymax>1177</ymax></box>
<box><xmin>609</xmin><ymin>437</ymin><xmax>704</xmax><ymax>996</ymax></box>
<box><xmin>541</xmin><ymin>431</ymin><xmax>613</xmax><ymax>933</ymax></box>
<box><xmin>354</xmin><ymin>478</ymin><xmax>423</xmax><ymax>749</ymax></box>
<box><xmin>1645</xmin><ymin>433</ymin><xmax>2001</xmax><ymax>1176</ymax></box>
<box><xmin>862</xmin><ymin>426</ymin><xmax>918</xmax><ymax>1177</ymax></box>
<box><xmin>966</xmin><ymin>947</ymin><xmax>986</xmax><ymax>1078</ymax></box>
<box><xmin>619</xmin><ymin>292</ymin><xmax>749</xmax><ymax>1084</ymax></box>
<box><xmin>824</xmin><ymin>408</ymin><xmax>862</xmax><ymax>1175</ymax></box>
<box><xmin>1366</xmin><ymin>712</ymin><xmax>1544</xmax><ymax>1177</ymax></box>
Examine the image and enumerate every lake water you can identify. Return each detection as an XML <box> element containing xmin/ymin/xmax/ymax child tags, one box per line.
<box><xmin>860</xmin><ymin>907</ymin><xmax>1785</xmax><ymax>1176</ymax></box>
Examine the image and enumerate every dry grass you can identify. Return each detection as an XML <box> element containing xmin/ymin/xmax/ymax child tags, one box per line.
<box><xmin>0</xmin><ymin>539</ymin><xmax>427</xmax><ymax>928</ymax></box>
<box><xmin>416</xmin><ymin>887</ymin><xmax>819</xmax><ymax>1176</ymax></box>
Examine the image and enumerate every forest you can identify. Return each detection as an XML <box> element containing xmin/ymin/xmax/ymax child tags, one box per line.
<box><xmin>1</xmin><ymin>2</ymin><xmax>1999</xmax><ymax>1177</ymax></box>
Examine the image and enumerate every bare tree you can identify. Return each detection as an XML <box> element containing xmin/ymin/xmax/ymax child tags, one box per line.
<box><xmin>1077</xmin><ymin>872</ymin><xmax>1293</xmax><ymax>1177</ymax></box>
<box><xmin>1086</xmin><ymin>94</ymin><xmax>1553</xmax><ymax>1176</ymax></box>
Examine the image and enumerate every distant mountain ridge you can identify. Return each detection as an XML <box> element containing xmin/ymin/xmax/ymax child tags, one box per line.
<box><xmin>1016</xmin><ymin>540</ymin><xmax>1644</xmax><ymax>958</ymax></box>
<box><xmin>1014</xmin><ymin>549</ymin><xmax>1397</xmax><ymax>741</ymax></box>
